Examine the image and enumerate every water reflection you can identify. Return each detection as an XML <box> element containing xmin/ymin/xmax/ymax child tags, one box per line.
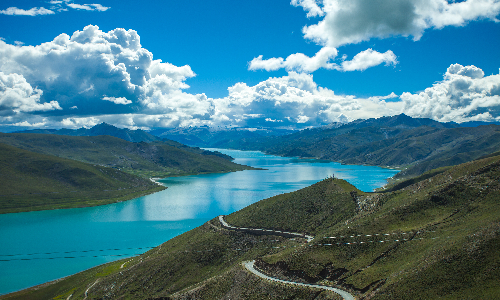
<box><xmin>0</xmin><ymin>149</ymin><xmax>398</xmax><ymax>295</ymax></box>
<box><xmin>126</xmin><ymin>149</ymin><xmax>399</xmax><ymax>222</ymax></box>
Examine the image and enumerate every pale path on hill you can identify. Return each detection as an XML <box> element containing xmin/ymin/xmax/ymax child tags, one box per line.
<box><xmin>219</xmin><ymin>216</ymin><xmax>355</xmax><ymax>300</ymax></box>
<box><xmin>243</xmin><ymin>260</ymin><xmax>355</xmax><ymax>300</ymax></box>
<box><xmin>218</xmin><ymin>215</ymin><xmax>314</xmax><ymax>242</ymax></box>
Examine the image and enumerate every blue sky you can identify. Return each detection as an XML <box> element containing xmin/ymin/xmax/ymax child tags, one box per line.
<box><xmin>0</xmin><ymin>0</ymin><xmax>499</xmax><ymax>131</ymax></box>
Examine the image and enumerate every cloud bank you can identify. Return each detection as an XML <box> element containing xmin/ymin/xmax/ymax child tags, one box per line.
<box><xmin>0</xmin><ymin>1</ymin><xmax>109</xmax><ymax>16</ymax></box>
<box><xmin>300</xmin><ymin>0</ymin><xmax>500</xmax><ymax>47</ymax></box>
<box><xmin>249</xmin><ymin>48</ymin><xmax>398</xmax><ymax>73</ymax></box>
<box><xmin>402</xmin><ymin>64</ymin><xmax>500</xmax><ymax>123</ymax></box>
<box><xmin>249</xmin><ymin>0</ymin><xmax>500</xmax><ymax>73</ymax></box>
<box><xmin>0</xmin><ymin>7</ymin><xmax>55</xmax><ymax>16</ymax></box>
<box><xmin>0</xmin><ymin>26</ymin><xmax>498</xmax><ymax>131</ymax></box>
<box><xmin>0</xmin><ymin>25</ymin><xmax>206</xmax><ymax>128</ymax></box>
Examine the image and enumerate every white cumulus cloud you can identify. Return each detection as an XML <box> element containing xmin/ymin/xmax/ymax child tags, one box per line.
<box><xmin>248</xmin><ymin>56</ymin><xmax>284</xmax><ymax>72</ymax></box>
<box><xmin>302</xmin><ymin>0</ymin><xmax>500</xmax><ymax>47</ymax></box>
<box><xmin>211</xmin><ymin>72</ymin><xmax>402</xmax><ymax>128</ymax></box>
<box><xmin>66</xmin><ymin>3</ymin><xmax>110</xmax><ymax>11</ymax></box>
<box><xmin>341</xmin><ymin>49</ymin><xmax>397</xmax><ymax>71</ymax></box>
<box><xmin>0</xmin><ymin>25</ymin><xmax>198</xmax><ymax>114</ymax></box>
<box><xmin>0</xmin><ymin>72</ymin><xmax>61</xmax><ymax>114</ymax></box>
<box><xmin>291</xmin><ymin>0</ymin><xmax>324</xmax><ymax>18</ymax></box>
<box><xmin>250</xmin><ymin>0</ymin><xmax>500</xmax><ymax>74</ymax></box>
<box><xmin>102</xmin><ymin>96</ymin><xmax>132</xmax><ymax>105</ymax></box>
<box><xmin>0</xmin><ymin>7</ymin><xmax>55</xmax><ymax>16</ymax></box>
<box><xmin>249</xmin><ymin>47</ymin><xmax>339</xmax><ymax>73</ymax></box>
<box><xmin>0</xmin><ymin>1</ymin><xmax>109</xmax><ymax>16</ymax></box>
<box><xmin>401</xmin><ymin>64</ymin><xmax>500</xmax><ymax>123</ymax></box>
<box><xmin>249</xmin><ymin>47</ymin><xmax>397</xmax><ymax>73</ymax></box>
<box><xmin>0</xmin><ymin>25</ymin><xmax>209</xmax><ymax>128</ymax></box>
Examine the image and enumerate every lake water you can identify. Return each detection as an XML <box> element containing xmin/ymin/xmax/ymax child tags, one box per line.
<box><xmin>0</xmin><ymin>149</ymin><xmax>398</xmax><ymax>295</ymax></box>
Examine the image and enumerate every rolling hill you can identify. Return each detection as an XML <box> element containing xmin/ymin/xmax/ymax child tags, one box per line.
<box><xmin>0</xmin><ymin>143</ymin><xmax>165</xmax><ymax>214</ymax></box>
<box><xmin>163</xmin><ymin>114</ymin><xmax>500</xmax><ymax>179</ymax></box>
<box><xmin>5</xmin><ymin>154</ymin><xmax>498</xmax><ymax>299</ymax></box>
<box><xmin>0</xmin><ymin>133</ymin><xmax>256</xmax><ymax>179</ymax></box>
<box><xmin>17</xmin><ymin>122</ymin><xmax>161</xmax><ymax>143</ymax></box>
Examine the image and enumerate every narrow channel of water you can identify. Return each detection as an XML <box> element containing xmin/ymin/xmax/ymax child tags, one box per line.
<box><xmin>0</xmin><ymin>149</ymin><xmax>398</xmax><ymax>295</ymax></box>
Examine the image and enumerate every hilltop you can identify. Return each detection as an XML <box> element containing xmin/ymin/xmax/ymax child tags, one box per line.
<box><xmin>5</xmin><ymin>154</ymin><xmax>499</xmax><ymax>299</ymax></box>
<box><xmin>0</xmin><ymin>143</ymin><xmax>165</xmax><ymax>214</ymax></box>
<box><xmin>0</xmin><ymin>133</ymin><xmax>256</xmax><ymax>179</ymax></box>
<box><xmin>16</xmin><ymin>123</ymin><xmax>161</xmax><ymax>143</ymax></box>
<box><xmin>0</xmin><ymin>131</ymin><xmax>256</xmax><ymax>213</ymax></box>
<box><xmin>161</xmin><ymin>114</ymin><xmax>500</xmax><ymax>179</ymax></box>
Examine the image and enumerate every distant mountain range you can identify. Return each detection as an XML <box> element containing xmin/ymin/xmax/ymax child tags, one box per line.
<box><xmin>154</xmin><ymin>114</ymin><xmax>500</xmax><ymax>178</ymax></box>
<box><xmin>152</xmin><ymin>126</ymin><xmax>295</xmax><ymax>148</ymax></box>
<box><xmin>255</xmin><ymin>115</ymin><xmax>500</xmax><ymax>178</ymax></box>
<box><xmin>13</xmin><ymin>115</ymin><xmax>500</xmax><ymax>179</ymax></box>
<box><xmin>17</xmin><ymin>122</ymin><xmax>161</xmax><ymax>143</ymax></box>
<box><xmin>151</xmin><ymin>114</ymin><xmax>500</xmax><ymax>148</ymax></box>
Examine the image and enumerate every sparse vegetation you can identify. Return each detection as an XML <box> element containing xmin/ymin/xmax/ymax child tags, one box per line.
<box><xmin>0</xmin><ymin>143</ymin><xmax>166</xmax><ymax>213</ymax></box>
<box><xmin>0</xmin><ymin>133</ymin><xmax>256</xmax><ymax>179</ymax></box>
<box><xmin>161</xmin><ymin>114</ymin><xmax>500</xmax><ymax>180</ymax></box>
<box><xmin>2</xmin><ymin>148</ymin><xmax>499</xmax><ymax>299</ymax></box>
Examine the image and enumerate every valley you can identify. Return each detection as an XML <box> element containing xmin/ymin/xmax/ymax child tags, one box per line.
<box><xmin>3</xmin><ymin>153</ymin><xmax>498</xmax><ymax>299</ymax></box>
<box><xmin>159</xmin><ymin>114</ymin><xmax>500</xmax><ymax>179</ymax></box>
<box><xmin>1</xmin><ymin>116</ymin><xmax>499</xmax><ymax>299</ymax></box>
<box><xmin>2</xmin><ymin>2</ymin><xmax>499</xmax><ymax>298</ymax></box>
<box><xmin>0</xmin><ymin>131</ymin><xmax>255</xmax><ymax>213</ymax></box>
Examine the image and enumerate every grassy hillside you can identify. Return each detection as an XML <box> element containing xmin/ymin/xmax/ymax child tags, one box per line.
<box><xmin>227</xmin><ymin>155</ymin><xmax>500</xmax><ymax>299</ymax></box>
<box><xmin>159</xmin><ymin>115</ymin><xmax>500</xmax><ymax>179</ymax></box>
<box><xmin>17</xmin><ymin>122</ymin><xmax>161</xmax><ymax>143</ymax></box>
<box><xmin>259</xmin><ymin>124</ymin><xmax>500</xmax><ymax>179</ymax></box>
<box><xmin>0</xmin><ymin>143</ymin><xmax>165</xmax><ymax>213</ymax></box>
<box><xmin>0</xmin><ymin>133</ymin><xmax>255</xmax><ymax>178</ymax></box>
<box><xmin>4</xmin><ymin>155</ymin><xmax>499</xmax><ymax>299</ymax></box>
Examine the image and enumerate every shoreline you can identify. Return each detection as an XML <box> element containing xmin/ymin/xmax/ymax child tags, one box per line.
<box><xmin>1</xmin><ymin>152</ymin><xmax>397</xmax><ymax>297</ymax></box>
<box><xmin>0</xmin><ymin>167</ymin><xmax>263</xmax><ymax>215</ymax></box>
<box><xmin>0</xmin><ymin>185</ymin><xmax>166</xmax><ymax>215</ymax></box>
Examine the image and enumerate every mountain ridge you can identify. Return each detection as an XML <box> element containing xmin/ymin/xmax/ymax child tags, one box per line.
<box><xmin>4</xmin><ymin>154</ymin><xmax>499</xmax><ymax>299</ymax></box>
<box><xmin>0</xmin><ymin>133</ymin><xmax>255</xmax><ymax>179</ymax></box>
<box><xmin>155</xmin><ymin>115</ymin><xmax>500</xmax><ymax>179</ymax></box>
<box><xmin>16</xmin><ymin>122</ymin><xmax>161</xmax><ymax>143</ymax></box>
<box><xmin>0</xmin><ymin>143</ymin><xmax>166</xmax><ymax>213</ymax></box>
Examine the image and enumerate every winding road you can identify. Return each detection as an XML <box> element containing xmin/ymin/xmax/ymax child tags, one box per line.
<box><xmin>218</xmin><ymin>215</ymin><xmax>314</xmax><ymax>242</ymax></box>
<box><xmin>243</xmin><ymin>260</ymin><xmax>355</xmax><ymax>300</ymax></box>
<box><xmin>219</xmin><ymin>215</ymin><xmax>355</xmax><ymax>300</ymax></box>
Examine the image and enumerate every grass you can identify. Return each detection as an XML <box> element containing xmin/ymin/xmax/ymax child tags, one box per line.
<box><xmin>252</xmin><ymin>155</ymin><xmax>500</xmax><ymax>298</ymax></box>
<box><xmin>3</xmin><ymin>155</ymin><xmax>499</xmax><ymax>299</ymax></box>
<box><xmin>0</xmin><ymin>132</ymin><xmax>257</xmax><ymax>213</ymax></box>
<box><xmin>169</xmin><ymin>265</ymin><xmax>343</xmax><ymax>300</ymax></box>
<box><xmin>0</xmin><ymin>142</ymin><xmax>166</xmax><ymax>213</ymax></box>
<box><xmin>0</xmin><ymin>133</ymin><xmax>256</xmax><ymax>179</ymax></box>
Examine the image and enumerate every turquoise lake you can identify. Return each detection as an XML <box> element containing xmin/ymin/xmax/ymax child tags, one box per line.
<box><xmin>0</xmin><ymin>149</ymin><xmax>399</xmax><ymax>295</ymax></box>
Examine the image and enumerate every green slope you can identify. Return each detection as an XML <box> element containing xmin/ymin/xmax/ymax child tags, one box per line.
<box><xmin>4</xmin><ymin>155</ymin><xmax>499</xmax><ymax>299</ymax></box>
<box><xmin>0</xmin><ymin>143</ymin><xmax>165</xmax><ymax>213</ymax></box>
<box><xmin>163</xmin><ymin>115</ymin><xmax>500</xmax><ymax>180</ymax></box>
<box><xmin>17</xmin><ymin>122</ymin><xmax>161</xmax><ymax>143</ymax></box>
<box><xmin>0</xmin><ymin>132</ymin><xmax>256</xmax><ymax>178</ymax></box>
<box><xmin>227</xmin><ymin>155</ymin><xmax>500</xmax><ymax>299</ymax></box>
<box><xmin>260</xmin><ymin>124</ymin><xmax>500</xmax><ymax>179</ymax></box>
